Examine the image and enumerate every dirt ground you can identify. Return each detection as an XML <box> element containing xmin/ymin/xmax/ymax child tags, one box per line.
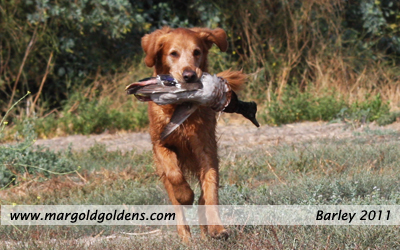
<box><xmin>33</xmin><ymin>119</ymin><xmax>400</xmax><ymax>154</ymax></box>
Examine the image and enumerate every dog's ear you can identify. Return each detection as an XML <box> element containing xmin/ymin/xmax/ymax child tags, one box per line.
<box><xmin>141</xmin><ymin>27</ymin><xmax>171</xmax><ymax>67</ymax></box>
<box><xmin>191</xmin><ymin>28</ymin><xmax>228</xmax><ymax>52</ymax></box>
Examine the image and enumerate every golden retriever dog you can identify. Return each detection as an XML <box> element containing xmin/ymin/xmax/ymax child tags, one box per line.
<box><xmin>141</xmin><ymin>26</ymin><xmax>246</xmax><ymax>242</ymax></box>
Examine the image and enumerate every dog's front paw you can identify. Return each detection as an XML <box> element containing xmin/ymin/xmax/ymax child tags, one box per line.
<box><xmin>208</xmin><ymin>225</ymin><xmax>229</xmax><ymax>240</ymax></box>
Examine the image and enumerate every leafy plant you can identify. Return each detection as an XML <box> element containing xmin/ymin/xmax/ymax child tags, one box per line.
<box><xmin>0</xmin><ymin>127</ymin><xmax>76</xmax><ymax>188</ymax></box>
<box><xmin>0</xmin><ymin>95</ymin><xmax>76</xmax><ymax>188</ymax></box>
<box><xmin>336</xmin><ymin>93</ymin><xmax>391</xmax><ymax>126</ymax></box>
<box><xmin>376</xmin><ymin>111</ymin><xmax>400</xmax><ymax>126</ymax></box>
<box><xmin>18</xmin><ymin>95</ymin><xmax>149</xmax><ymax>137</ymax></box>
<box><xmin>263</xmin><ymin>85</ymin><xmax>345</xmax><ymax>125</ymax></box>
<box><xmin>262</xmin><ymin>85</ymin><xmax>391</xmax><ymax>126</ymax></box>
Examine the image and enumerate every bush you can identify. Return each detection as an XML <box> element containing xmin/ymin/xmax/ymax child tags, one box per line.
<box><xmin>0</xmin><ymin>0</ymin><xmax>143</xmax><ymax>110</ymax></box>
<box><xmin>376</xmin><ymin>111</ymin><xmax>400</xmax><ymax>126</ymax></box>
<box><xmin>339</xmin><ymin>93</ymin><xmax>391</xmax><ymax>124</ymax></box>
<box><xmin>58</xmin><ymin>95</ymin><xmax>148</xmax><ymax>135</ymax></box>
<box><xmin>263</xmin><ymin>85</ymin><xmax>346</xmax><ymax>125</ymax></box>
<box><xmin>16</xmin><ymin>94</ymin><xmax>149</xmax><ymax>138</ymax></box>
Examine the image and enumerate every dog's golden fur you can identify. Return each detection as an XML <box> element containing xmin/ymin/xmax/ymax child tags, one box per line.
<box><xmin>141</xmin><ymin>26</ymin><xmax>246</xmax><ymax>241</ymax></box>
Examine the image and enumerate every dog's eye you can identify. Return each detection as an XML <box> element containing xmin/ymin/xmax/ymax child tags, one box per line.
<box><xmin>170</xmin><ymin>51</ymin><xmax>179</xmax><ymax>57</ymax></box>
<box><xmin>193</xmin><ymin>49</ymin><xmax>201</xmax><ymax>56</ymax></box>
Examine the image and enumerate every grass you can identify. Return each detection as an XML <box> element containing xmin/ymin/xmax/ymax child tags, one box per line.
<box><xmin>1</xmin><ymin>124</ymin><xmax>400</xmax><ymax>249</ymax></box>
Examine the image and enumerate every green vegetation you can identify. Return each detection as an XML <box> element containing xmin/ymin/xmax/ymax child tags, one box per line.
<box><xmin>24</xmin><ymin>94</ymin><xmax>148</xmax><ymax>137</ymax></box>
<box><xmin>0</xmin><ymin>95</ymin><xmax>75</xmax><ymax>188</ymax></box>
<box><xmin>1</xmin><ymin>0</ymin><xmax>400</xmax><ymax>136</ymax></box>
<box><xmin>262</xmin><ymin>85</ymin><xmax>392</xmax><ymax>125</ymax></box>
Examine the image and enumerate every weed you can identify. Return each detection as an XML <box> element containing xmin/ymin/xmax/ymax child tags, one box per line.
<box><xmin>333</xmin><ymin>94</ymin><xmax>391</xmax><ymax>128</ymax></box>
<box><xmin>0</xmin><ymin>95</ymin><xmax>77</xmax><ymax>188</ymax></box>
<box><xmin>7</xmin><ymin>90</ymin><xmax>149</xmax><ymax>139</ymax></box>
<box><xmin>262</xmin><ymin>85</ymin><xmax>342</xmax><ymax>125</ymax></box>
<box><xmin>261</xmin><ymin>84</ymin><xmax>391</xmax><ymax>126</ymax></box>
<box><xmin>376</xmin><ymin>111</ymin><xmax>400</xmax><ymax>126</ymax></box>
<box><xmin>56</xmin><ymin>95</ymin><xmax>148</xmax><ymax>135</ymax></box>
<box><xmin>0</xmin><ymin>121</ymin><xmax>76</xmax><ymax>188</ymax></box>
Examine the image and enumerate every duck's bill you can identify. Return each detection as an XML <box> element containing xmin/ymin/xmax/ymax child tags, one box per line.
<box><xmin>243</xmin><ymin>101</ymin><xmax>260</xmax><ymax>127</ymax></box>
<box><xmin>125</xmin><ymin>77</ymin><xmax>159</xmax><ymax>95</ymax></box>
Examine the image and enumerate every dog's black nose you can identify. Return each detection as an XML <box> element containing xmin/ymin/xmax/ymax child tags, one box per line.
<box><xmin>182</xmin><ymin>70</ymin><xmax>197</xmax><ymax>82</ymax></box>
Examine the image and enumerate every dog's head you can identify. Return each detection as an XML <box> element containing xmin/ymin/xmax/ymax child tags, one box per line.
<box><xmin>141</xmin><ymin>27</ymin><xmax>228</xmax><ymax>82</ymax></box>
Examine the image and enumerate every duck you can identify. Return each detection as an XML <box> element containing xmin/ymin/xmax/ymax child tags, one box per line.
<box><xmin>126</xmin><ymin>73</ymin><xmax>259</xmax><ymax>140</ymax></box>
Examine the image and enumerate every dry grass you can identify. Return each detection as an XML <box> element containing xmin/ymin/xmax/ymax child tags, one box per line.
<box><xmin>64</xmin><ymin>61</ymin><xmax>153</xmax><ymax>115</ymax></box>
<box><xmin>0</xmin><ymin>166</ymin><xmax>148</xmax><ymax>205</ymax></box>
<box><xmin>220</xmin><ymin>0</ymin><xmax>400</xmax><ymax>111</ymax></box>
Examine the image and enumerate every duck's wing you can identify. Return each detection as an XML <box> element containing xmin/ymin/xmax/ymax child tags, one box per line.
<box><xmin>160</xmin><ymin>102</ymin><xmax>199</xmax><ymax>141</ymax></box>
<box><xmin>126</xmin><ymin>76</ymin><xmax>203</xmax><ymax>104</ymax></box>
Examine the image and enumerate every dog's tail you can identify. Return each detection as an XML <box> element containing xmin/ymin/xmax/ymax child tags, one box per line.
<box><xmin>217</xmin><ymin>69</ymin><xmax>247</xmax><ymax>93</ymax></box>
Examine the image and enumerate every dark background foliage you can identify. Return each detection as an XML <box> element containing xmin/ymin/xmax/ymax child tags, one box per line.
<box><xmin>1</xmin><ymin>0</ymin><xmax>399</xmax><ymax>132</ymax></box>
